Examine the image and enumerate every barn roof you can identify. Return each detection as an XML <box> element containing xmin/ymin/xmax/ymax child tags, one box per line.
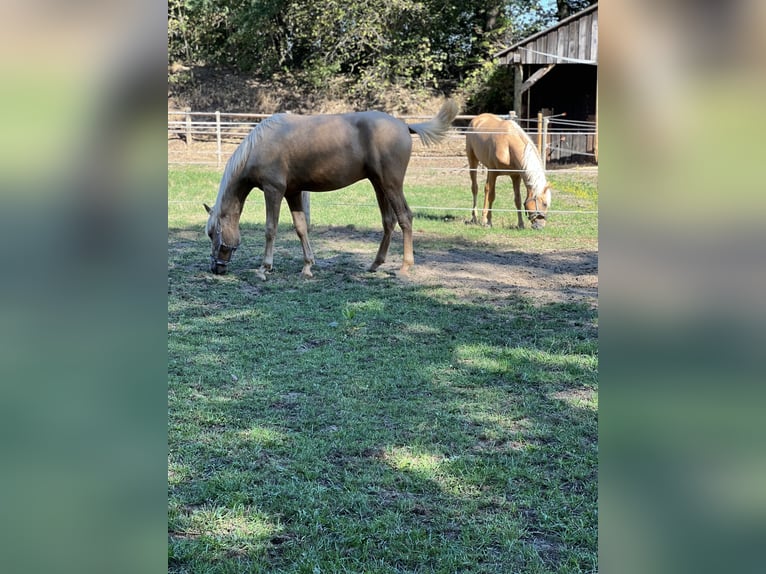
<box><xmin>495</xmin><ymin>3</ymin><xmax>598</xmax><ymax>65</ymax></box>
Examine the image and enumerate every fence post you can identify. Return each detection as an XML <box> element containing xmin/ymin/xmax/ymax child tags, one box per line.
<box><xmin>185</xmin><ymin>112</ymin><xmax>192</xmax><ymax>145</ymax></box>
<box><xmin>542</xmin><ymin>116</ymin><xmax>549</xmax><ymax>170</ymax></box>
<box><xmin>537</xmin><ymin>112</ymin><xmax>544</xmax><ymax>157</ymax></box>
<box><xmin>215</xmin><ymin>111</ymin><xmax>222</xmax><ymax>168</ymax></box>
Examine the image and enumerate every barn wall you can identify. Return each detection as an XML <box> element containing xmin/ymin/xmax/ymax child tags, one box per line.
<box><xmin>499</xmin><ymin>5</ymin><xmax>598</xmax><ymax>65</ymax></box>
<box><xmin>526</xmin><ymin>64</ymin><xmax>597</xmax><ymax>164</ymax></box>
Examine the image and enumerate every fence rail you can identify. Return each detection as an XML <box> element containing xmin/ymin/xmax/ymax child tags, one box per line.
<box><xmin>168</xmin><ymin>111</ymin><xmax>598</xmax><ymax>167</ymax></box>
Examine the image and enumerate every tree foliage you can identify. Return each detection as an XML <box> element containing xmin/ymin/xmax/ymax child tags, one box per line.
<box><xmin>168</xmin><ymin>0</ymin><xmax>595</xmax><ymax>96</ymax></box>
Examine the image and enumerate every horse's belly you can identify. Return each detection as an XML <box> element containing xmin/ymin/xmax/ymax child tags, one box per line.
<box><xmin>286</xmin><ymin>151</ymin><xmax>368</xmax><ymax>191</ymax></box>
<box><xmin>299</xmin><ymin>176</ymin><xmax>364</xmax><ymax>192</ymax></box>
<box><xmin>289</xmin><ymin>165</ymin><xmax>364</xmax><ymax>192</ymax></box>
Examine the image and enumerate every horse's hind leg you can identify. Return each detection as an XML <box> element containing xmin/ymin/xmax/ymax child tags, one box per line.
<box><xmin>397</xmin><ymin>198</ymin><xmax>415</xmax><ymax>275</ymax></box>
<box><xmin>370</xmin><ymin>175</ymin><xmax>414</xmax><ymax>275</ymax></box>
<box><xmin>369</xmin><ymin>184</ymin><xmax>397</xmax><ymax>272</ymax></box>
<box><xmin>286</xmin><ymin>192</ymin><xmax>315</xmax><ymax>278</ymax></box>
<box><xmin>512</xmin><ymin>175</ymin><xmax>524</xmax><ymax>229</ymax></box>
<box><xmin>388</xmin><ymin>187</ymin><xmax>414</xmax><ymax>275</ymax></box>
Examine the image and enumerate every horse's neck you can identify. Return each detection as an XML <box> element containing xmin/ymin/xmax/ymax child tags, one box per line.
<box><xmin>217</xmin><ymin>182</ymin><xmax>247</xmax><ymax>218</ymax></box>
<box><xmin>523</xmin><ymin>172</ymin><xmax>547</xmax><ymax>197</ymax></box>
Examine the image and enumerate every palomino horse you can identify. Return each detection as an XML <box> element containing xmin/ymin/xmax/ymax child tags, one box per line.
<box><xmin>465</xmin><ymin>113</ymin><xmax>552</xmax><ymax>229</ymax></box>
<box><xmin>204</xmin><ymin>100</ymin><xmax>459</xmax><ymax>278</ymax></box>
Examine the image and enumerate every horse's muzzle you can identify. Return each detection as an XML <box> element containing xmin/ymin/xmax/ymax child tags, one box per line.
<box><xmin>210</xmin><ymin>253</ymin><xmax>232</xmax><ymax>274</ymax></box>
<box><xmin>209</xmin><ymin>243</ymin><xmax>238</xmax><ymax>274</ymax></box>
<box><xmin>529</xmin><ymin>214</ymin><xmax>547</xmax><ymax>230</ymax></box>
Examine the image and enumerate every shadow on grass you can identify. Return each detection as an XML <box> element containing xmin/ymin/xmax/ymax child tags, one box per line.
<box><xmin>169</xmin><ymin>224</ymin><xmax>598</xmax><ymax>573</ymax></box>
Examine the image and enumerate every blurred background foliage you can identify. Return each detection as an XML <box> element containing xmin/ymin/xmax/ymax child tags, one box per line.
<box><xmin>167</xmin><ymin>0</ymin><xmax>596</xmax><ymax>111</ymax></box>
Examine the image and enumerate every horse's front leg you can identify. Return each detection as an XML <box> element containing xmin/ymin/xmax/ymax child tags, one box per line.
<box><xmin>512</xmin><ymin>175</ymin><xmax>524</xmax><ymax>229</ymax></box>
<box><xmin>482</xmin><ymin>172</ymin><xmax>498</xmax><ymax>227</ymax></box>
<box><xmin>286</xmin><ymin>192</ymin><xmax>315</xmax><ymax>278</ymax></box>
<box><xmin>257</xmin><ymin>190</ymin><xmax>283</xmax><ymax>280</ymax></box>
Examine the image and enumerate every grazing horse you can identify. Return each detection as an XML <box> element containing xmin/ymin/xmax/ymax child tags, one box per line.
<box><xmin>465</xmin><ymin>113</ymin><xmax>552</xmax><ymax>229</ymax></box>
<box><xmin>204</xmin><ymin>100</ymin><xmax>459</xmax><ymax>278</ymax></box>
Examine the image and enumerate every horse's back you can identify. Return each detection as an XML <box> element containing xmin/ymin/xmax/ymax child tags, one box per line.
<box><xmin>466</xmin><ymin>113</ymin><xmax>526</xmax><ymax>170</ymax></box>
<box><xmin>277</xmin><ymin>111</ymin><xmax>409</xmax><ymax>150</ymax></box>
<box><xmin>345</xmin><ymin>111</ymin><xmax>414</xmax><ymax>172</ymax></box>
<box><xmin>253</xmin><ymin>112</ymin><xmax>411</xmax><ymax>191</ymax></box>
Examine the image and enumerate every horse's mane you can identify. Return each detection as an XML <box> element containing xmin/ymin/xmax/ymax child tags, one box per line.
<box><xmin>212</xmin><ymin>114</ymin><xmax>285</xmax><ymax>214</ymax></box>
<box><xmin>507</xmin><ymin>119</ymin><xmax>548</xmax><ymax>197</ymax></box>
<box><xmin>521</xmin><ymin>142</ymin><xmax>548</xmax><ymax>196</ymax></box>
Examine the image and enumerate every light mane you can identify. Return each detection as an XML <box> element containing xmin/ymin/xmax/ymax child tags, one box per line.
<box><xmin>211</xmin><ymin>114</ymin><xmax>285</xmax><ymax>217</ymax></box>
<box><xmin>505</xmin><ymin>119</ymin><xmax>548</xmax><ymax>197</ymax></box>
<box><xmin>521</xmin><ymin>142</ymin><xmax>548</xmax><ymax>196</ymax></box>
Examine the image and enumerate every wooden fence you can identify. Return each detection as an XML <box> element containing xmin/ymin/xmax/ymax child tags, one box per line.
<box><xmin>168</xmin><ymin>111</ymin><xmax>597</xmax><ymax>167</ymax></box>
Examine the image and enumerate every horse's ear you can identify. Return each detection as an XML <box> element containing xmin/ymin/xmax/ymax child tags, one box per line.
<box><xmin>204</xmin><ymin>203</ymin><xmax>212</xmax><ymax>214</ymax></box>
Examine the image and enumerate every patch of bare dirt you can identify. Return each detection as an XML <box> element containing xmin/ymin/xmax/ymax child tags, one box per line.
<box><xmin>308</xmin><ymin>227</ymin><xmax>598</xmax><ymax>308</ymax></box>
<box><xmin>406</xmin><ymin>245</ymin><xmax>597</xmax><ymax>306</ymax></box>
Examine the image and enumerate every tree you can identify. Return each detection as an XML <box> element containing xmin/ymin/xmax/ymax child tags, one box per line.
<box><xmin>167</xmin><ymin>1</ymin><xmax>561</xmax><ymax>95</ymax></box>
<box><xmin>555</xmin><ymin>0</ymin><xmax>596</xmax><ymax>20</ymax></box>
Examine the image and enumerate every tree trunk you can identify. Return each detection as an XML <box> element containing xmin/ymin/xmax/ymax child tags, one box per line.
<box><xmin>484</xmin><ymin>5</ymin><xmax>500</xmax><ymax>32</ymax></box>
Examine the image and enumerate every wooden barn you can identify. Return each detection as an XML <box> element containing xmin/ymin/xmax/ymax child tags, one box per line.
<box><xmin>495</xmin><ymin>3</ymin><xmax>598</xmax><ymax>163</ymax></box>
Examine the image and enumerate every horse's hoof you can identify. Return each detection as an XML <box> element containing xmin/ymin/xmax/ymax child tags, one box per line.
<box><xmin>301</xmin><ymin>267</ymin><xmax>314</xmax><ymax>279</ymax></box>
<box><xmin>255</xmin><ymin>268</ymin><xmax>268</xmax><ymax>281</ymax></box>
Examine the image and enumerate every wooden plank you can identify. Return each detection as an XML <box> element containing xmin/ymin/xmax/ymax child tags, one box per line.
<box><xmin>536</xmin><ymin>37</ymin><xmax>547</xmax><ymax>63</ymax></box>
<box><xmin>557</xmin><ymin>27</ymin><xmax>566</xmax><ymax>59</ymax></box>
<box><xmin>590</xmin><ymin>13</ymin><xmax>598</xmax><ymax>61</ymax></box>
<box><xmin>521</xmin><ymin>63</ymin><xmax>555</xmax><ymax>92</ymax></box>
<box><xmin>548</xmin><ymin>30</ymin><xmax>557</xmax><ymax>61</ymax></box>
<box><xmin>579</xmin><ymin>15</ymin><xmax>589</xmax><ymax>59</ymax></box>
<box><xmin>568</xmin><ymin>21</ymin><xmax>578</xmax><ymax>59</ymax></box>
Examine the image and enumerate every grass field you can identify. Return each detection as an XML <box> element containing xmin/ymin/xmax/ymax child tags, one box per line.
<box><xmin>168</xmin><ymin>165</ymin><xmax>598</xmax><ymax>573</ymax></box>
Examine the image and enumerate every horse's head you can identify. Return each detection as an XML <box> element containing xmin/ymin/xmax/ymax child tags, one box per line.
<box><xmin>204</xmin><ymin>203</ymin><xmax>241</xmax><ymax>274</ymax></box>
<box><xmin>525</xmin><ymin>185</ymin><xmax>552</xmax><ymax>230</ymax></box>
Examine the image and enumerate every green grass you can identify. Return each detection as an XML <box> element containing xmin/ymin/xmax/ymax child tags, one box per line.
<box><xmin>168</xmin><ymin>165</ymin><xmax>597</xmax><ymax>246</ymax></box>
<box><xmin>169</xmin><ymin>165</ymin><xmax>598</xmax><ymax>573</ymax></box>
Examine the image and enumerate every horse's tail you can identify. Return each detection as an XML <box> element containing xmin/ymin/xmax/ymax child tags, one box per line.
<box><xmin>408</xmin><ymin>99</ymin><xmax>459</xmax><ymax>147</ymax></box>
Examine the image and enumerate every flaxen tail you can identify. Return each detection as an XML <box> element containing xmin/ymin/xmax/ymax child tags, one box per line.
<box><xmin>407</xmin><ymin>99</ymin><xmax>459</xmax><ymax>146</ymax></box>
